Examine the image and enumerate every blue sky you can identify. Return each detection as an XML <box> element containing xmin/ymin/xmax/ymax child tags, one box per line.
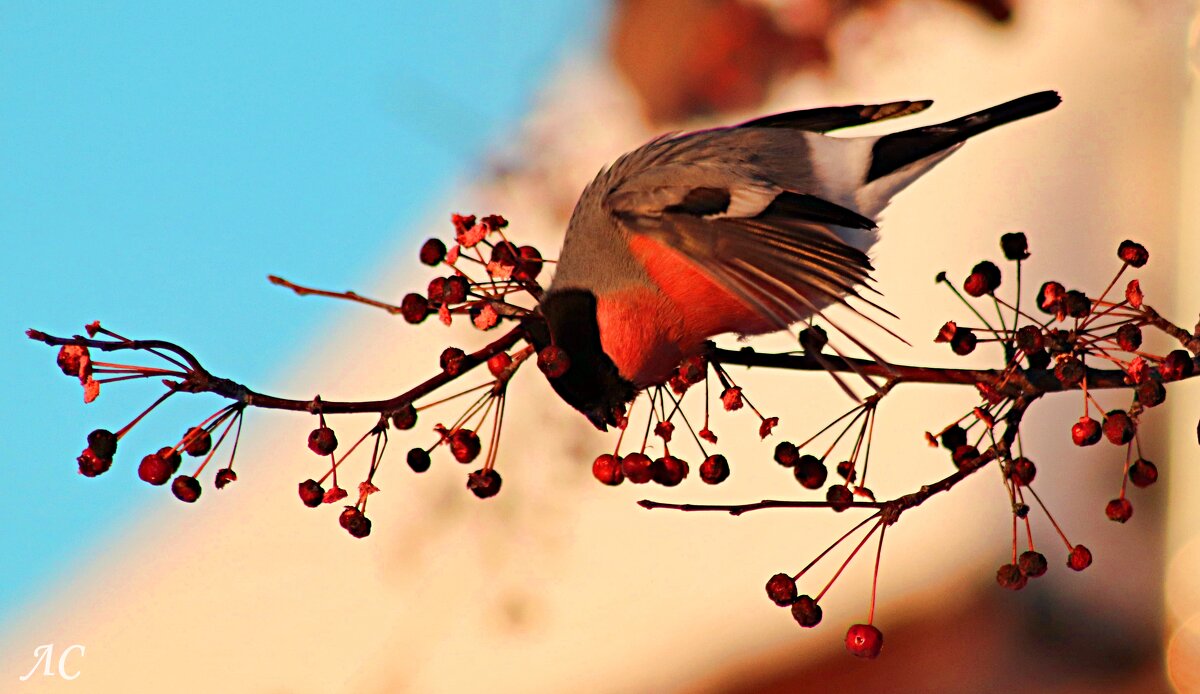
<box><xmin>1</xmin><ymin>1</ymin><xmax>600</xmax><ymax>623</ymax></box>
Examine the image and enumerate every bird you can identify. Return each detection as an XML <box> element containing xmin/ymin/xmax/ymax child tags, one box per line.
<box><xmin>538</xmin><ymin>91</ymin><xmax>1061</xmax><ymax>430</ymax></box>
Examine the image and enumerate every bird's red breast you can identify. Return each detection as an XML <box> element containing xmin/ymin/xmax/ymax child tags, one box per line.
<box><xmin>594</xmin><ymin>235</ymin><xmax>775</xmax><ymax>386</ymax></box>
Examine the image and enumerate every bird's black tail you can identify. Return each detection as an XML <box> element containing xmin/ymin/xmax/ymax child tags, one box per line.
<box><xmin>865</xmin><ymin>90</ymin><xmax>1061</xmax><ymax>182</ymax></box>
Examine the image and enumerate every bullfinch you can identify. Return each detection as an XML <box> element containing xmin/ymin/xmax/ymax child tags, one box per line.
<box><xmin>538</xmin><ymin>91</ymin><xmax>1061</xmax><ymax>429</ymax></box>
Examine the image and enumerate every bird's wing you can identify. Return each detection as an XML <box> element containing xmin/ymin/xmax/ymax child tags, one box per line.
<box><xmin>734</xmin><ymin>99</ymin><xmax>932</xmax><ymax>133</ymax></box>
<box><xmin>604</xmin><ymin>140</ymin><xmax>900</xmax><ymax>370</ymax></box>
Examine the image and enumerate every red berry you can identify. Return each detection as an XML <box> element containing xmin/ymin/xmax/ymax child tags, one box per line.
<box><xmin>537</xmin><ymin>346</ymin><xmax>570</xmax><ymax>378</ymax></box>
<box><xmin>171</xmin><ymin>475</ymin><xmax>201</xmax><ymax>503</ymax></box>
<box><xmin>592</xmin><ymin>454</ymin><xmax>624</xmax><ymax>486</ymax></box>
<box><xmin>972</xmin><ymin>261</ymin><xmax>1002</xmax><ymax>293</ymax></box>
<box><xmin>467</xmin><ymin>469</ymin><xmax>502</xmax><ymax>498</ymax></box>
<box><xmin>950</xmin><ymin>327</ymin><xmax>977</xmax><ymax>355</ymax></box>
<box><xmin>826</xmin><ymin>484</ymin><xmax>853</xmax><ymax>512</ymax></box>
<box><xmin>1063</xmin><ymin>290</ymin><xmax>1091</xmax><ymax>318</ymax></box>
<box><xmin>1116</xmin><ymin>324</ymin><xmax>1142</xmax><ymax>352</ymax></box>
<box><xmin>391</xmin><ymin>403</ymin><xmax>418</xmax><ymax>431</ymax></box>
<box><xmin>699</xmin><ymin>454</ymin><xmax>729</xmax><ymax>484</ymax></box>
<box><xmin>449</xmin><ymin>429</ymin><xmax>481</xmax><ymax>464</ymax></box>
<box><xmin>138</xmin><ymin>452</ymin><xmax>173</xmax><ymax>485</ymax></box>
<box><xmin>490</xmin><ymin>240</ymin><xmax>519</xmax><ymax>265</ymax></box>
<box><xmin>1102</xmin><ymin>410</ymin><xmax>1136</xmax><ymax>445</ymax></box>
<box><xmin>407</xmin><ymin>447</ymin><xmax>431</xmax><ymax>473</ymax></box>
<box><xmin>487</xmin><ymin>353</ymin><xmax>512</xmax><ymax>378</ymax></box>
<box><xmin>1071</xmin><ymin>417</ymin><xmax>1102</xmax><ymax>446</ymax></box>
<box><xmin>996</xmin><ymin>563</ymin><xmax>1027</xmax><ymax>590</ymax></box>
<box><xmin>1161</xmin><ymin>350</ymin><xmax>1194</xmax><ymax>382</ymax></box>
<box><xmin>298</xmin><ymin>479</ymin><xmax>324</xmax><ymax>507</ymax></box>
<box><xmin>1067</xmin><ymin>545</ymin><xmax>1092</xmax><ymax>571</ymax></box>
<box><xmin>791</xmin><ymin>595</ymin><xmax>822</xmax><ymax>628</ymax></box>
<box><xmin>794</xmin><ymin>456</ymin><xmax>828</xmax><ymax>490</ymax></box>
<box><xmin>1009</xmin><ymin>457</ymin><xmax>1036</xmax><ymax>486</ymax></box>
<box><xmin>440</xmin><ymin>347</ymin><xmax>467</xmax><ymax>376</ymax></box>
<box><xmin>346</xmin><ymin>512</ymin><xmax>372</xmax><ymax>538</ymax></box>
<box><xmin>182</xmin><ymin>427</ymin><xmax>212</xmax><ymax>457</ymax></box>
<box><xmin>1015</xmin><ymin>325</ymin><xmax>1043</xmax><ymax>353</ymax></box>
<box><xmin>426</xmin><ymin>277</ymin><xmax>447</xmax><ymax>307</ymax></box>
<box><xmin>652</xmin><ymin>456</ymin><xmax>689</xmax><ymax>486</ymax></box>
<box><xmin>514</xmin><ymin>246</ymin><xmax>543</xmax><ymax>281</ymax></box>
<box><xmin>76</xmin><ymin>448</ymin><xmax>112</xmax><ymax>477</ymax></box>
<box><xmin>765</xmin><ymin>573</ymin><xmax>797</xmax><ymax>606</ymax></box>
<box><xmin>1117</xmin><ymin>240</ymin><xmax>1149</xmax><ymax>267</ymax></box>
<box><xmin>1137</xmin><ymin>380</ymin><xmax>1166</xmax><ymax>408</ymax></box>
<box><xmin>214</xmin><ymin>467</ymin><xmax>237</xmax><ymax>489</ymax></box>
<box><xmin>1000</xmin><ymin>232</ymin><xmax>1030</xmax><ymax>261</ymax></box>
<box><xmin>1018</xmin><ymin>550</ymin><xmax>1047</xmax><ymax>577</ymax></box>
<box><xmin>339</xmin><ymin>506</ymin><xmax>361</xmax><ymax>529</ymax></box>
<box><xmin>1105</xmin><ymin>497</ymin><xmax>1133</xmax><ymax>523</ymax></box>
<box><xmin>419</xmin><ymin>238</ymin><xmax>447</xmax><ymax>265</ymax></box>
<box><xmin>1054</xmin><ymin>357</ymin><xmax>1084</xmax><ymax>387</ymax></box>
<box><xmin>621</xmin><ymin>453</ymin><xmax>654</xmax><ymax>484</ymax></box>
<box><xmin>1037</xmin><ymin>281</ymin><xmax>1066</xmax><ymax>314</ymax></box>
<box><xmin>1128</xmin><ymin>458</ymin><xmax>1158</xmax><ymax>487</ymax></box>
<box><xmin>952</xmin><ymin>445</ymin><xmax>981</xmax><ymax>470</ymax></box>
<box><xmin>480</xmin><ymin>214</ymin><xmax>508</xmax><ymax>231</ymax></box>
<box><xmin>443</xmin><ymin>275</ymin><xmax>469</xmax><ymax>304</ymax></box>
<box><xmin>308</xmin><ymin>426</ymin><xmax>338</xmax><ymax>456</ymax></box>
<box><xmin>845</xmin><ymin>623</ymin><xmax>884</xmax><ymax>659</ymax></box>
<box><xmin>400</xmin><ymin>293</ymin><xmax>429</xmax><ymax>324</ymax></box>
<box><xmin>963</xmin><ymin>272</ymin><xmax>989</xmax><ymax>297</ymax></box>
<box><xmin>773</xmin><ymin>441</ymin><xmax>799</xmax><ymax>467</ymax></box>
<box><xmin>87</xmin><ymin>429</ymin><xmax>118</xmax><ymax>458</ymax></box>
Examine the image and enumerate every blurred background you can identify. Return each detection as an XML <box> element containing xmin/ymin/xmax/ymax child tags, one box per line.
<box><xmin>2</xmin><ymin>0</ymin><xmax>1198</xmax><ymax>691</ymax></box>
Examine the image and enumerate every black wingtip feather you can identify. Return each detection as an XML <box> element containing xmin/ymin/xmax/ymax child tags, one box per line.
<box><xmin>866</xmin><ymin>91</ymin><xmax>1061</xmax><ymax>182</ymax></box>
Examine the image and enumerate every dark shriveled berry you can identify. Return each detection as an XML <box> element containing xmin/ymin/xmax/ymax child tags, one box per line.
<box><xmin>1054</xmin><ymin>357</ymin><xmax>1085</xmax><ymax>387</ymax></box>
<box><xmin>1071</xmin><ymin>417</ymin><xmax>1102</xmax><ymax>447</ymax></box>
<box><xmin>699</xmin><ymin>454</ymin><xmax>729</xmax><ymax>485</ymax></box>
<box><xmin>826</xmin><ymin>484</ymin><xmax>853</xmax><ymax>512</ymax></box>
<box><xmin>1018</xmin><ymin>550</ymin><xmax>1048</xmax><ymax>577</ymax></box>
<box><xmin>621</xmin><ymin>453</ymin><xmax>654</xmax><ymax>484</ymax></box>
<box><xmin>467</xmin><ymin>469</ymin><xmax>502</xmax><ymax>499</ymax></box>
<box><xmin>1117</xmin><ymin>240</ymin><xmax>1149</xmax><ymax>267</ymax></box>
<box><xmin>950</xmin><ymin>327</ymin><xmax>977</xmax><ymax>356</ymax></box>
<box><xmin>1129</xmin><ymin>459</ymin><xmax>1158</xmax><ymax>488</ymax></box>
<box><xmin>941</xmin><ymin>425</ymin><xmax>967</xmax><ymax>451</ymax></box>
<box><xmin>965</xmin><ymin>261</ymin><xmax>1001</xmax><ymax>296</ymax></box>
<box><xmin>592</xmin><ymin>454</ymin><xmax>624</xmax><ymax>486</ymax></box>
<box><xmin>406</xmin><ymin>447</ymin><xmax>431</xmax><ymax>473</ymax></box>
<box><xmin>996</xmin><ymin>563</ymin><xmax>1027</xmax><ymax>590</ymax></box>
<box><xmin>1037</xmin><ymin>281</ymin><xmax>1066</xmax><ymax>315</ymax></box>
<box><xmin>400</xmin><ymin>294</ymin><xmax>429</xmax><ymax>324</ymax></box>
<box><xmin>171</xmin><ymin>475</ymin><xmax>201</xmax><ymax>503</ymax></box>
<box><xmin>794</xmin><ymin>456</ymin><xmax>828</xmax><ymax>490</ymax></box>
<box><xmin>765</xmin><ymin>573</ymin><xmax>797</xmax><ymax>606</ymax></box>
<box><xmin>214</xmin><ymin>467</ymin><xmax>237</xmax><ymax>489</ymax></box>
<box><xmin>138</xmin><ymin>452</ymin><xmax>174</xmax><ymax>485</ymax></box>
<box><xmin>1161</xmin><ymin>350</ymin><xmax>1195</xmax><ymax>382</ymax></box>
<box><xmin>419</xmin><ymin>238</ymin><xmax>447</xmax><ymax>265</ymax></box>
<box><xmin>298</xmin><ymin>479</ymin><xmax>325</xmax><ymax>508</ymax></box>
<box><xmin>952</xmin><ymin>445</ymin><xmax>981</xmax><ymax>470</ymax></box>
<box><xmin>1063</xmin><ymin>290</ymin><xmax>1091</xmax><ymax>319</ymax></box>
<box><xmin>1106</xmin><ymin>498</ymin><xmax>1133</xmax><ymax>523</ymax></box>
<box><xmin>1000</xmin><ymin>232</ymin><xmax>1030</xmax><ymax>261</ymax></box>
<box><xmin>798</xmin><ymin>325</ymin><xmax>828</xmax><ymax>354</ymax></box>
<box><xmin>308</xmin><ymin>427</ymin><xmax>338</xmax><ymax>456</ymax></box>
<box><xmin>87</xmin><ymin>429</ymin><xmax>118</xmax><ymax>459</ymax></box>
<box><xmin>1067</xmin><ymin>545</ymin><xmax>1093</xmax><ymax>571</ymax></box>
<box><xmin>339</xmin><ymin>506</ymin><xmax>361</xmax><ymax>530</ymax></box>
<box><xmin>791</xmin><ymin>596</ymin><xmax>822</xmax><ymax>627</ymax></box>
<box><xmin>773</xmin><ymin>441</ymin><xmax>799</xmax><ymax>467</ymax></box>
<box><xmin>845</xmin><ymin>624</ymin><xmax>884</xmax><ymax>659</ymax></box>
<box><xmin>1015</xmin><ymin>325</ymin><xmax>1043</xmax><ymax>353</ymax></box>
<box><xmin>391</xmin><ymin>403</ymin><xmax>418</xmax><ymax>431</ymax></box>
<box><xmin>835</xmin><ymin>459</ymin><xmax>856</xmax><ymax>483</ymax></box>
<box><xmin>443</xmin><ymin>275</ymin><xmax>469</xmax><ymax>304</ymax></box>
<box><xmin>1102</xmin><ymin>410</ymin><xmax>1136</xmax><ymax>445</ymax></box>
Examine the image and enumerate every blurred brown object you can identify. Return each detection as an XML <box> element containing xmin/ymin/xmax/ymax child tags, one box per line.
<box><xmin>610</xmin><ymin>0</ymin><xmax>1015</xmax><ymax>126</ymax></box>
